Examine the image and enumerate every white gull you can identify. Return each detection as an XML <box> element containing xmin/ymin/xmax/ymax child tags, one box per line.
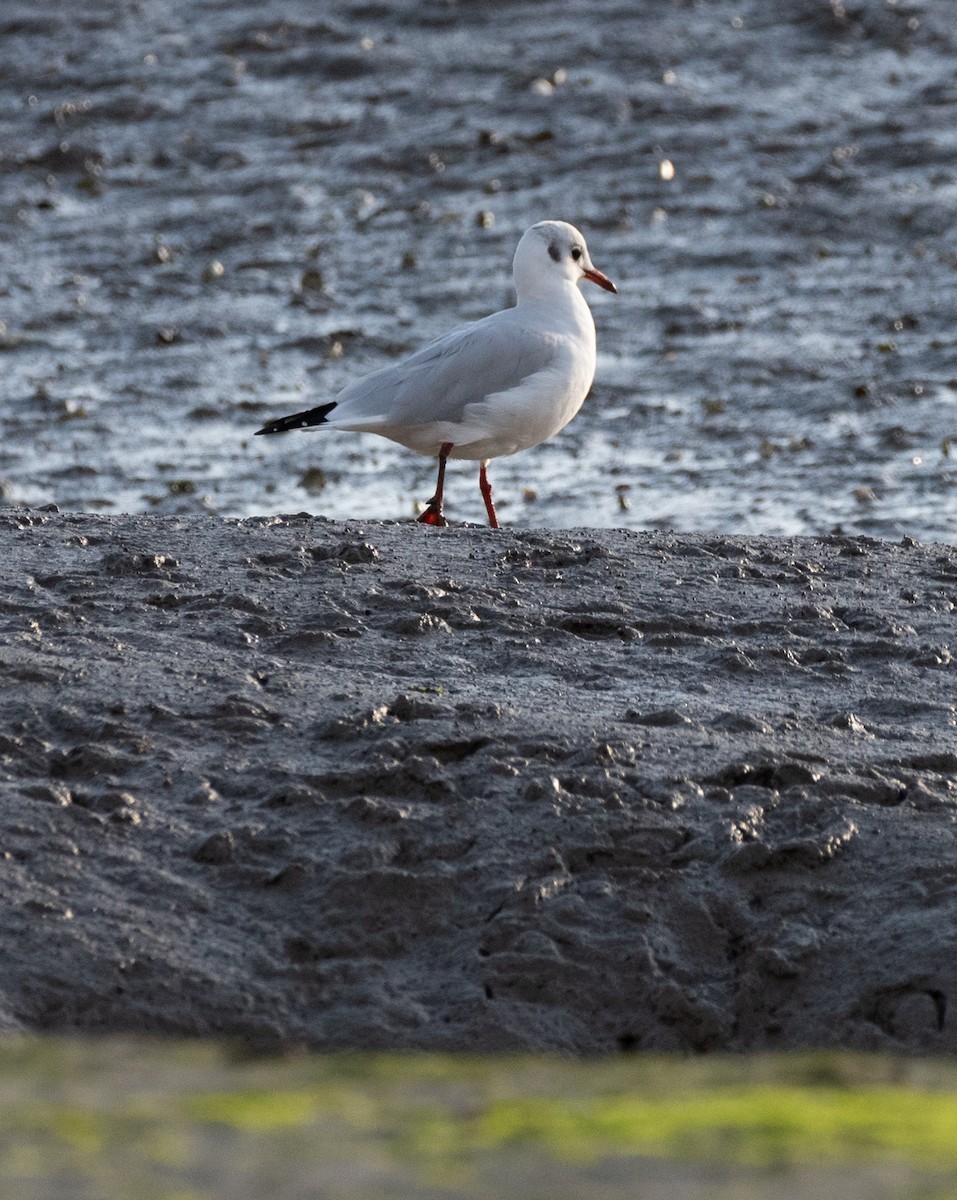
<box><xmin>255</xmin><ymin>220</ymin><xmax>617</xmax><ymax>527</ymax></box>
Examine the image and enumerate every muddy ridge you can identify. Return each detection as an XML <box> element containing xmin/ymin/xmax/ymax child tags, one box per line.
<box><xmin>1</xmin><ymin>509</ymin><xmax>955</xmax><ymax>1052</ymax></box>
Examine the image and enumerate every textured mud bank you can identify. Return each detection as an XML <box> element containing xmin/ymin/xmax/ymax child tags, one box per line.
<box><xmin>2</xmin><ymin>509</ymin><xmax>956</xmax><ymax>1052</ymax></box>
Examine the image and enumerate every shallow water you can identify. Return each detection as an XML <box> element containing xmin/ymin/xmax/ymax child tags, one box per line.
<box><xmin>3</xmin><ymin>0</ymin><xmax>956</xmax><ymax>538</ymax></box>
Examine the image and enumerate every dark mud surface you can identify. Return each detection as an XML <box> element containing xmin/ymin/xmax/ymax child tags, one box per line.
<box><xmin>3</xmin><ymin>1</ymin><xmax>957</xmax><ymax>536</ymax></box>
<box><xmin>2</xmin><ymin>509</ymin><xmax>956</xmax><ymax>1052</ymax></box>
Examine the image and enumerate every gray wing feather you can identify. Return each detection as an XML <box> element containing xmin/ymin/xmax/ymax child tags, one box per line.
<box><xmin>331</xmin><ymin>312</ymin><xmax>560</xmax><ymax>429</ymax></box>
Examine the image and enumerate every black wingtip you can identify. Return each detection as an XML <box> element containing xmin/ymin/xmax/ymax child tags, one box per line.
<box><xmin>254</xmin><ymin>401</ymin><xmax>337</xmax><ymax>436</ymax></box>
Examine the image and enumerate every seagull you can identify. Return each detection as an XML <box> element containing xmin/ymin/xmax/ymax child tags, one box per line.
<box><xmin>255</xmin><ymin>220</ymin><xmax>616</xmax><ymax>527</ymax></box>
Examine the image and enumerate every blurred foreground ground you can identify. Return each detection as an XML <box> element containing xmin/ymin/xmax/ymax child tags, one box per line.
<box><xmin>4</xmin><ymin>1040</ymin><xmax>957</xmax><ymax>1200</ymax></box>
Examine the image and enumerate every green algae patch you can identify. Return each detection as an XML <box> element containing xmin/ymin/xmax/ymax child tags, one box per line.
<box><xmin>465</xmin><ymin>1085</ymin><xmax>957</xmax><ymax>1167</ymax></box>
<box><xmin>180</xmin><ymin>1088</ymin><xmax>324</xmax><ymax>1131</ymax></box>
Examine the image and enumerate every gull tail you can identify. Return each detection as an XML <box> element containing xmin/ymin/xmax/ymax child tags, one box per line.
<box><xmin>255</xmin><ymin>401</ymin><xmax>337</xmax><ymax>436</ymax></box>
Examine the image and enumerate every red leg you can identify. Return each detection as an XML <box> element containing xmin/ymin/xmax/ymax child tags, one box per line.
<box><xmin>479</xmin><ymin>461</ymin><xmax>499</xmax><ymax>528</ymax></box>
<box><xmin>417</xmin><ymin>442</ymin><xmax>454</xmax><ymax>525</ymax></box>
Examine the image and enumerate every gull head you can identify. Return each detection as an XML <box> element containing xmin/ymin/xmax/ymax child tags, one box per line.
<box><xmin>513</xmin><ymin>220</ymin><xmax>617</xmax><ymax>300</ymax></box>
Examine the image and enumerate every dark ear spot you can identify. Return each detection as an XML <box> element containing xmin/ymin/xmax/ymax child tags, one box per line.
<box><xmin>547</xmin><ymin>242</ymin><xmax>561</xmax><ymax>263</ymax></box>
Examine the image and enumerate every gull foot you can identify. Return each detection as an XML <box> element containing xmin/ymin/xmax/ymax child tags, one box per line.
<box><xmin>417</xmin><ymin>507</ymin><xmax>448</xmax><ymax>527</ymax></box>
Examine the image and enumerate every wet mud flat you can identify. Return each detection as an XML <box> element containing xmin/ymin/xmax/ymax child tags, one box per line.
<box><xmin>1</xmin><ymin>508</ymin><xmax>956</xmax><ymax>1052</ymax></box>
<box><xmin>3</xmin><ymin>0</ymin><xmax>957</xmax><ymax>536</ymax></box>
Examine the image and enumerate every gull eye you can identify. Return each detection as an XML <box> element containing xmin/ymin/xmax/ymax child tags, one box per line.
<box><xmin>570</xmin><ymin>245</ymin><xmax>583</xmax><ymax>262</ymax></box>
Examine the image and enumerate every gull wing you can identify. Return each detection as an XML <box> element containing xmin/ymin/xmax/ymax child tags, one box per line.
<box><xmin>328</xmin><ymin>310</ymin><xmax>562</xmax><ymax>432</ymax></box>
